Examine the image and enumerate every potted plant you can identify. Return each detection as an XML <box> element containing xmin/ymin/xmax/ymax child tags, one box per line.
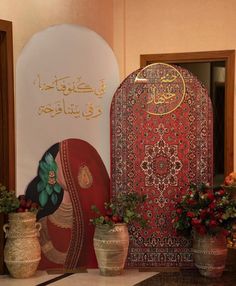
<box><xmin>90</xmin><ymin>191</ymin><xmax>147</xmax><ymax>276</ymax></box>
<box><xmin>172</xmin><ymin>178</ymin><xmax>236</xmax><ymax>278</ymax></box>
<box><xmin>0</xmin><ymin>183</ymin><xmax>41</xmax><ymax>278</ymax></box>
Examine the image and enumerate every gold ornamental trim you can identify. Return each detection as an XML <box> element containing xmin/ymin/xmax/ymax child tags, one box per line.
<box><xmin>195</xmin><ymin>264</ymin><xmax>225</xmax><ymax>270</ymax></box>
<box><xmin>93</xmin><ymin>238</ymin><xmax>129</xmax><ymax>245</ymax></box>
<box><xmin>78</xmin><ymin>165</ymin><xmax>93</xmax><ymax>189</ymax></box>
<box><xmin>41</xmin><ymin>241</ymin><xmax>54</xmax><ymax>253</ymax></box>
<box><xmin>192</xmin><ymin>249</ymin><xmax>228</xmax><ymax>255</ymax></box>
<box><xmin>98</xmin><ymin>265</ymin><xmax>123</xmax><ymax>270</ymax></box>
<box><xmin>48</xmin><ymin>202</ymin><xmax>73</xmax><ymax>229</ymax></box>
<box><xmin>40</xmin><ymin>217</ymin><xmax>67</xmax><ymax>264</ymax></box>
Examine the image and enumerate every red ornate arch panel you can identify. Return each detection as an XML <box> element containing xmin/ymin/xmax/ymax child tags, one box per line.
<box><xmin>110</xmin><ymin>63</ymin><xmax>213</xmax><ymax>268</ymax></box>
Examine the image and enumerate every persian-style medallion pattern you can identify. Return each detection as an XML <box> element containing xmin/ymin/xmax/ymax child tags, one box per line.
<box><xmin>140</xmin><ymin>131</ymin><xmax>182</xmax><ymax>208</ymax></box>
<box><xmin>110</xmin><ymin>63</ymin><xmax>213</xmax><ymax>267</ymax></box>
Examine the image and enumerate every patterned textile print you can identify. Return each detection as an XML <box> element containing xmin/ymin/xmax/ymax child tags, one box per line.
<box><xmin>60</xmin><ymin>140</ymin><xmax>84</xmax><ymax>269</ymax></box>
<box><xmin>110</xmin><ymin>64</ymin><xmax>213</xmax><ymax>267</ymax></box>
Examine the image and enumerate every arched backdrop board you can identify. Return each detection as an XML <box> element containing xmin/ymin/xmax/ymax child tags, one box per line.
<box><xmin>16</xmin><ymin>24</ymin><xmax>119</xmax><ymax>194</ymax></box>
<box><xmin>16</xmin><ymin>24</ymin><xmax>119</xmax><ymax>269</ymax></box>
<box><xmin>111</xmin><ymin>63</ymin><xmax>213</xmax><ymax>267</ymax></box>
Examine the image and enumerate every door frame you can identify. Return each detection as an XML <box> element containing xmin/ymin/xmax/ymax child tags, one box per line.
<box><xmin>141</xmin><ymin>50</ymin><xmax>235</xmax><ymax>176</ymax></box>
<box><xmin>0</xmin><ymin>19</ymin><xmax>14</xmax><ymax>274</ymax></box>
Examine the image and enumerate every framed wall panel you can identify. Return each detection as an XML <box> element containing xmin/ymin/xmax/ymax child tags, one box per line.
<box><xmin>0</xmin><ymin>19</ymin><xmax>14</xmax><ymax>275</ymax></box>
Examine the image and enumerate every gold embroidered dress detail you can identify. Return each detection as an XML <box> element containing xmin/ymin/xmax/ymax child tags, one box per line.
<box><xmin>48</xmin><ymin>202</ymin><xmax>73</xmax><ymax>228</ymax></box>
<box><xmin>40</xmin><ymin>202</ymin><xmax>73</xmax><ymax>263</ymax></box>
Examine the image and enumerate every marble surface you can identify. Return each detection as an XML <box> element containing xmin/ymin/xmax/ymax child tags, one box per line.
<box><xmin>0</xmin><ymin>269</ymin><xmax>157</xmax><ymax>286</ymax></box>
<box><xmin>134</xmin><ymin>269</ymin><xmax>236</xmax><ymax>286</ymax></box>
<box><xmin>0</xmin><ymin>270</ymin><xmax>59</xmax><ymax>286</ymax></box>
<box><xmin>1</xmin><ymin>268</ymin><xmax>236</xmax><ymax>285</ymax></box>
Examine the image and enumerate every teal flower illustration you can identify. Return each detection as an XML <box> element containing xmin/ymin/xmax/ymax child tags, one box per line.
<box><xmin>37</xmin><ymin>153</ymin><xmax>61</xmax><ymax>207</ymax></box>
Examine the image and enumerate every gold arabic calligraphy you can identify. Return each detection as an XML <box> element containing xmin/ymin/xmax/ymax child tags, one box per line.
<box><xmin>160</xmin><ymin>73</ymin><xmax>178</xmax><ymax>83</ymax></box>
<box><xmin>147</xmin><ymin>85</ymin><xmax>177</xmax><ymax>105</ymax></box>
<box><xmin>146</xmin><ymin>73</ymin><xmax>179</xmax><ymax>106</ymax></box>
<box><xmin>135</xmin><ymin>63</ymin><xmax>186</xmax><ymax>116</ymax></box>
<box><xmin>34</xmin><ymin>74</ymin><xmax>106</xmax><ymax>120</ymax></box>
<box><xmin>38</xmin><ymin>99</ymin><xmax>103</xmax><ymax>120</ymax></box>
<box><xmin>34</xmin><ymin>74</ymin><xmax>106</xmax><ymax>98</ymax></box>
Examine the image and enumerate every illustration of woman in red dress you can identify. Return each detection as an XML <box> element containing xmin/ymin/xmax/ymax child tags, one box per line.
<box><xmin>26</xmin><ymin>138</ymin><xmax>110</xmax><ymax>270</ymax></box>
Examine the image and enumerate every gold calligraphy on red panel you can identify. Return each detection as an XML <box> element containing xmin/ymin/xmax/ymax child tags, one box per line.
<box><xmin>135</xmin><ymin>63</ymin><xmax>185</xmax><ymax>116</ymax></box>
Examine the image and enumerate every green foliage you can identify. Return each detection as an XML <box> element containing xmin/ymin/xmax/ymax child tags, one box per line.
<box><xmin>37</xmin><ymin>153</ymin><xmax>61</xmax><ymax>207</ymax></box>
<box><xmin>0</xmin><ymin>184</ymin><xmax>40</xmax><ymax>214</ymax></box>
<box><xmin>0</xmin><ymin>184</ymin><xmax>20</xmax><ymax>214</ymax></box>
<box><xmin>90</xmin><ymin>191</ymin><xmax>148</xmax><ymax>228</ymax></box>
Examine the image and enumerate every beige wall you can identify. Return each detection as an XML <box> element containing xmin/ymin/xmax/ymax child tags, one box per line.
<box><xmin>113</xmin><ymin>0</ymin><xmax>236</xmax><ymax>170</ymax></box>
<box><xmin>113</xmin><ymin>0</ymin><xmax>236</xmax><ymax>79</ymax></box>
<box><xmin>0</xmin><ymin>0</ymin><xmax>113</xmax><ymax>63</ymax></box>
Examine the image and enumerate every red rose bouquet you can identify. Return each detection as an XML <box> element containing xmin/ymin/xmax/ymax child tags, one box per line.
<box><xmin>173</xmin><ymin>182</ymin><xmax>236</xmax><ymax>237</ymax></box>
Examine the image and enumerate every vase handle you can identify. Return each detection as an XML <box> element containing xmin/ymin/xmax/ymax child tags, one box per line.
<box><xmin>35</xmin><ymin>222</ymin><xmax>42</xmax><ymax>236</ymax></box>
<box><xmin>3</xmin><ymin>223</ymin><xmax>9</xmax><ymax>238</ymax></box>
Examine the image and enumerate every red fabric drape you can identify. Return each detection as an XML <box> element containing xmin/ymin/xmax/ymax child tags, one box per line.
<box><xmin>39</xmin><ymin>138</ymin><xmax>110</xmax><ymax>269</ymax></box>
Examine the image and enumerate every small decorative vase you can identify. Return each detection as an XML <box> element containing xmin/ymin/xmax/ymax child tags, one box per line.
<box><xmin>192</xmin><ymin>231</ymin><xmax>228</xmax><ymax>278</ymax></box>
<box><xmin>3</xmin><ymin>212</ymin><xmax>41</xmax><ymax>278</ymax></box>
<box><xmin>93</xmin><ymin>223</ymin><xmax>129</xmax><ymax>276</ymax></box>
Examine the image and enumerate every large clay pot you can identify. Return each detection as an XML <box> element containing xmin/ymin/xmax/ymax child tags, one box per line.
<box><xmin>3</xmin><ymin>212</ymin><xmax>41</xmax><ymax>278</ymax></box>
<box><xmin>192</xmin><ymin>231</ymin><xmax>228</xmax><ymax>278</ymax></box>
<box><xmin>93</xmin><ymin>223</ymin><xmax>129</xmax><ymax>276</ymax></box>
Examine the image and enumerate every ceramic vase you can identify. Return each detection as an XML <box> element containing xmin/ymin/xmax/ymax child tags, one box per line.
<box><xmin>192</xmin><ymin>231</ymin><xmax>227</xmax><ymax>278</ymax></box>
<box><xmin>93</xmin><ymin>223</ymin><xmax>129</xmax><ymax>276</ymax></box>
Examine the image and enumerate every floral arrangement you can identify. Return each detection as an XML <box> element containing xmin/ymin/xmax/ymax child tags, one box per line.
<box><xmin>172</xmin><ymin>180</ymin><xmax>236</xmax><ymax>237</ymax></box>
<box><xmin>90</xmin><ymin>191</ymin><xmax>147</xmax><ymax>228</ymax></box>
<box><xmin>0</xmin><ymin>183</ymin><xmax>39</xmax><ymax>214</ymax></box>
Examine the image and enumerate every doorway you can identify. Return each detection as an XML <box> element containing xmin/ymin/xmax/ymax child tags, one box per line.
<box><xmin>0</xmin><ymin>19</ymin><xmax>14</xmax><ymax>274</ymax></box>
<box><xmin>140</xmin><ymin>50</ymin><xmax>235</xmax><ymax>181</ymax></box>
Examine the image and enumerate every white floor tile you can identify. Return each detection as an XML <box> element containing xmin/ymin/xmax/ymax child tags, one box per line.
<box><xmin>0</xmin><ymin>270</ymin><xmax>59</xmax><ymax>285</ymax></box>
<box><xmin>0</xmin><ymin>269</ymin><xmax>157</xmax><ymax>286</ymax></box>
